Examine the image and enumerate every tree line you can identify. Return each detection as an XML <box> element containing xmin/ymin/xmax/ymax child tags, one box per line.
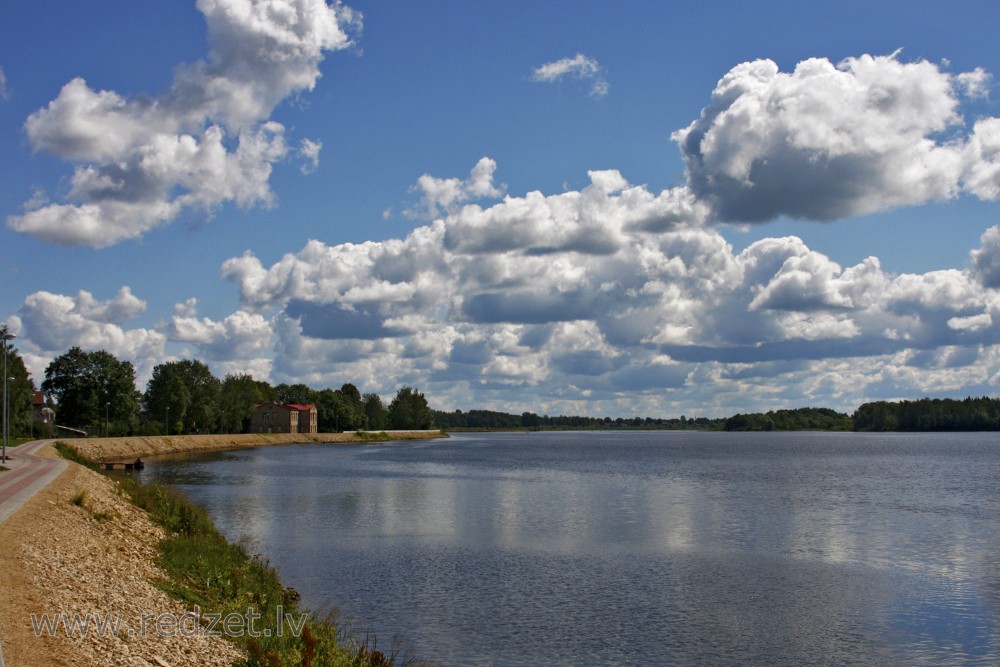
<box><xmin>434</xmin><ymin>409</ymin><xmax>721</xmax><ymax>430</ymax></box>
<box><xmin>852</xmin><ymin>397</ymin><xmax>1000</xmax><ymax>431</ymax></box>
<box><xmin>3</xmin><ymin>339</ymin><xmax>433</xmax><ymax>437</ymax></box>
<box><xmin>432</xmin><ymin>407</ymin><xmax>854</xmax><ymax>431</ymax></box>
<box><xmin>723</xmin><ymin>407</ymin><xmax>853</xmax><ymax>431</ymax></box>
<box><xmin>435</xmin><ymin>401</ymin><xmax>998</xmax><ymax>432</ymax></box>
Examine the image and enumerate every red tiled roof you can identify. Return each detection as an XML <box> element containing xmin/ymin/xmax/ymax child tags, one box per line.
<box><xmin>253</xmin><ymin>402</ymin><xmax>316</xmax><ymax>411</ymax></box>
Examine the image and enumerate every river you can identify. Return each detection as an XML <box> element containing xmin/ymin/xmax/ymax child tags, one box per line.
<box><xmin>140</xmin><ymin>431</ymin><xmax>1000</xmax><ymax>666</ymax></box>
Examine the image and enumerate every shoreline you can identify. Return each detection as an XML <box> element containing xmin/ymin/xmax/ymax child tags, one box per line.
<box><xmin>67</xmin><ymin>429</ymin><xmax>446</xmax><ymax>463</ymax></box>
<box><xmin>0</xmin><ymin>431</ymin><xmax>443</xmax><ymax>666</ymax></box>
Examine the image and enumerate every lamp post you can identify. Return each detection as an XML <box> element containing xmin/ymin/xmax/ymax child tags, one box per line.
<box><xmin>105</xmin><ymin>401</ymin><xmax>110</xmax><ymax>438</ymax></box>
<box><xmin>2</xmin><ymin>332</ymin><xmax>16</xmax><ymax>464</ymax></box>
<box><xmin>165</xmin><ymin>406</ymin><xmax>170</xmax><ymax>436</ymax></box>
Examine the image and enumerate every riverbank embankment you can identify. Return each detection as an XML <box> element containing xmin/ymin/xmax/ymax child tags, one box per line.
<box><xmin>0</xmin><ymin>431</ymin><xmax>443</xmax><ymax>666</ymax></box>
<box><xmin>70</xmin><ymin>430</ymin><xmax>445</xmax><ymax>462</ymax></box>
<box><xmin>0</xmin><ymin>449</ymin><xmax>245</xmax><ymax>666</ymax></box>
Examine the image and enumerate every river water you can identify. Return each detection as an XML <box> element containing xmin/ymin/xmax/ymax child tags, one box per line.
<box><xmin>140</xmin><ymin>431</ymin><xmax>1000</xmax><ymax>666</ymax></box>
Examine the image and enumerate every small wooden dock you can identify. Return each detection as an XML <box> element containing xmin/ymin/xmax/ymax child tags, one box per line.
<box><xmin>100</xmin><ymin>460</ymin><xmax>144</xmax><ymax>471</ymax></box>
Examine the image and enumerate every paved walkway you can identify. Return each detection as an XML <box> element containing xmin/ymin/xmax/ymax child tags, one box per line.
<box><xmin>0</xmin><ymin>440</ymin><xmax>66</xmax><ymax>526</ymax></box>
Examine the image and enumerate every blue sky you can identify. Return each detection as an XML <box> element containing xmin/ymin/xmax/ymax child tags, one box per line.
<box><xmin>3</xmin><ymin>0</ymin><xmax>1000</xmax><ymax>417</ymax></box>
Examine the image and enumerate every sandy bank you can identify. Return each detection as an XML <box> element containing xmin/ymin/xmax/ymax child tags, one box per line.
<box><xmin>69</xmin><ymin>430</ymin><xmax>444</xmax><ymax>462</ymax></box>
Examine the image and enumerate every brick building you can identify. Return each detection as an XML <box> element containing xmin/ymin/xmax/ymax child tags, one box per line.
<box><xmin>250</xmin><ymin>402</ymin><xmax>318</xmax><ymax>434</ymax></box>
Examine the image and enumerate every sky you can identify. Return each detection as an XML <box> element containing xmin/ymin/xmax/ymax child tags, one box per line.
<box><xmin>3</xmin><ymin>0</ymin><xmax>1000</xmax><ymax>418</ymax></box>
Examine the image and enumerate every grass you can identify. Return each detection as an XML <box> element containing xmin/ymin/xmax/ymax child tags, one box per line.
<box><xmin>69</xmin><ymin>489</ymin><xmax>88</xmax><ymax>507</ymax></box>
<box><xmin>352</xmin><ymin>431</ymin><xmax>392</xmax><ymax>442</ymax></box>
<box><xmin>53</xmin><ymin>441</ymin><xmax>100</xmax><ymax>471</ymax></box>
<box><xmin>0</xmin><ymin>465</ymin><xmax>8</xmax><ymax>472</ymax></box>
<box><xmin>55</xmin><ymin>441</ymin><xmax>417</xmax><ymax>667</ymax></box>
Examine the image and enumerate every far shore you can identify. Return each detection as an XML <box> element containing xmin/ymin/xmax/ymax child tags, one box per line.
<box><xmin>63</xmin><ymin>430</ymin><xmax>446</xmax><ymax>462</ymax></box>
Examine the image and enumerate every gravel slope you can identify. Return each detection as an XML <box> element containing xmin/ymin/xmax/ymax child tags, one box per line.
<box><xmin>0</xmin><ymin>456</ymin><xmax>244</xmax><ymax>666</ymax></box>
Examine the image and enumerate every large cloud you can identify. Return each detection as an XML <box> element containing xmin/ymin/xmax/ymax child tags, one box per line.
<box><xmin>8</xmin><ymin>0</ymin><xmax>359</xmax><ymax>247</ymax></box>
<box><xmin>213</xmin><ymin>162</ymin><xmax>1000</xmax><ymax>412</ymax></box>
<box><xmin>674</xmin><ymin>54</ymin><xmax>994</xmax><ymax>222</ymax></box>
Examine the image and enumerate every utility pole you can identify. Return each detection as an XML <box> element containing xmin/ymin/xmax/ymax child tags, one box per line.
<box><xmin>2</xmin><ymin>331</ymin><xmax>16</xmax><ymax>464</ymax></box>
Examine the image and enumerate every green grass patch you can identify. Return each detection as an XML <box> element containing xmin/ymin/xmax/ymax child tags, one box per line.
<box><xmin>353</xmin><ymin>431</ymin><xmax>392</xmax><ymax>442</ymax></box>
<box><xmin>0</xmin><ymin>465</ymin><xmax>8</xmax><ymax>472</ymax></box>
<box><xmin>53</xmin><ymin>441</ymin><xmax>100</xmax><ymax>471</ymax></box>
<box><xmin>69</xmin><ymin>489</ymin><xmax>87</xmax><ymax>507</ymax></box>
<box><xmin>55</xmin><ymin>439</ymin><xmax>419</xmax><ymax>666</ymax></box>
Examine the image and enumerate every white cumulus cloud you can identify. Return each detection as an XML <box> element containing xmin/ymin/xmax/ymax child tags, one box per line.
<box><xmin>15</xmin><ymin>288</ymin><xmax>166</xmax><ymax>382</ymax></box>
<box><xmin>8</xmin><ymin>0</ymin><xmax>360</xmax><ymax>247</ymax></box>
<box><xmin>972</xmin><ymin>225</ymin><xmax>1000</xmax><ymax>288</ymax></box>
<box><xmin>674</xmin><ymin>54</ymin><xmax>994</xmax><ymax>223</ymax></box>
<box><xmin>169</xmin><ymin>298</ymin><xmax>274</xmax><ymax>360</ymax></box>
<box><xmin>207</xmin><ymin>158</ymin><xmax>1000</xmax><ymax>412</ymax></box>
<box><xmin>405</xmin><ymin>157</ymin><xmax>505</xmax><ymax>219</ymax></box>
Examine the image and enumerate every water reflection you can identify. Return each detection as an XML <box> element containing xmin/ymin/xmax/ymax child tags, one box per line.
<box><xmin>142</xmin><ymin>432</ymin><xmax>1000</xmax><ymax>666</ymax></box>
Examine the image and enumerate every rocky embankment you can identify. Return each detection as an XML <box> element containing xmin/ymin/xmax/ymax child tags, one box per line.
<box><xmin>71</xmin><ymin>430</ymin><xmax>444</xmax><ymax>462</ymax></box>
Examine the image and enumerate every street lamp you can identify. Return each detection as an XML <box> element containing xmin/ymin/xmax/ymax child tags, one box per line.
<box><xmin>2</xmin><ymin>332</ymin><xmax>16</xmax><ymax>464</ymax></box>
<box><xmin>165</xmin><ymin>406</ymin><xmax>170</xmax><ymax>436</ymax></box>
<box><xmin>105</xmin><ymin>401</ymin><xmax>110</xmax><ymax>438</ymax></box>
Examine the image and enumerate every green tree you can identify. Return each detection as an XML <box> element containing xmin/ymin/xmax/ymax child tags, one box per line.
<box><xmin>312</xmin><ymin>388</ymin><xmax>342</xmax><ymax>432</ymax></box>
<box><xmin>338</xmin><ymin>383</ymin><xmax>364</xmax><ymax>429</ymax></box>
<box><xmin>144</xmin><ymin>360</ymin><xmax>221</xmax><ymax>434</ymax></box>
<box><xmin>387</xmin><ymin>386</ymin><xmax>433</xmax><ymax>430</ymax></box>
<box><xmin>42</xmin><ymin>347</ymin><xmax>139</xmax><ymax>434</ymax></box>
<box><xmin>217</xmin><ymin>373</ymin><xmax>271</xmax><ymax>434</ymax></box>
<box><xmin>275</xmin><ymin>383</ymin><xmax>312</xmax><ymax>405</ymax></box>
<box><xmin>311</xmin><ymin>386</ymin><xmax>364</xmax><ymax>432</ymax></box>
<box><xmin>362</xmin><ymin>393</ymin><xmax>388</xmax><ymax>430</ymax></box>
<box><xmin>1</xmin><ymin>326</ymin><xmax>35</xmax><ymax>437</ymax></box>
